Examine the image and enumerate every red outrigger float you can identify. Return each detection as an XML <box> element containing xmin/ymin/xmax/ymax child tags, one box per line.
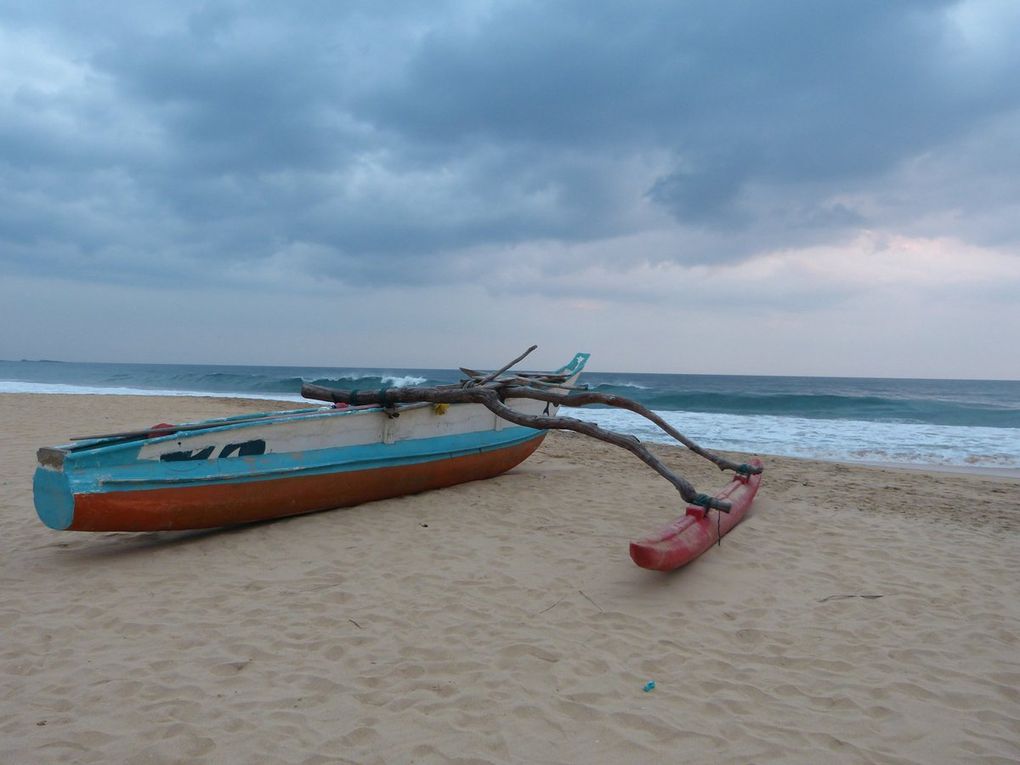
<box><xmin>629</xmin><ymin>458</ymin><xmax>764</xmax><ymax>571</ymax></box>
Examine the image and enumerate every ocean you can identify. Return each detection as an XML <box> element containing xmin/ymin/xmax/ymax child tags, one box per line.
<box><xmin>2</xmin><ymin>359</ymin><xmax>1018</xmax><ymax>470</ymax></box>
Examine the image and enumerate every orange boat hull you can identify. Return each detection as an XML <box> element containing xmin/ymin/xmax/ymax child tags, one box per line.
<box><xmin>67</xmin><ymin>434</ymin><xmax>545</xmax><ymax>532</ymax></box>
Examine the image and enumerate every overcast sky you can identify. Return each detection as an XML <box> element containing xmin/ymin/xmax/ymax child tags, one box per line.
<box><xmin>2</xmin><ymin>1</ymin><xmax>1018</xmax><ymax>377</ymax></box>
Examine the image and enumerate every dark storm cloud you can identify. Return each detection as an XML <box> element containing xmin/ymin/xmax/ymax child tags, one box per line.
<box><xmin>1</xmin><ymin>0</ymin><xmax>1017</xmax><ymax>290</ymax></box>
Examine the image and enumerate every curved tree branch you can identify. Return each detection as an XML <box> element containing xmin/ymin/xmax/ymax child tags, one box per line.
<box><xmin>300</xmin><ymin>382</ymin><xmax>735</xmax><ymax>511</ymax></box>
<box><xmin>502</xmin><ymin>386</ymin><xmax>761</xmax><ymax>475</ymax></box>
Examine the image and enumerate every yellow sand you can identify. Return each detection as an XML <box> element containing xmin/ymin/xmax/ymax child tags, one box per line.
<box><xmin>2</xmin><ymin>393</ymin><xmax>1018</xmax><ymax>764</ymax></box>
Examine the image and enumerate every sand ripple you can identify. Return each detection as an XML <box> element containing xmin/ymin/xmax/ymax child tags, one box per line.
<box><xmin>2</xmin><ymin>395</ymin><xmax>1018</xmax><ymax>763</ymax></box>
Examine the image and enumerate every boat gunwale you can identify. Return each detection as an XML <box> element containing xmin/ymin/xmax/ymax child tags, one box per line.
<box><xmin>54</xmin><ymin>403</ymin><xmax>447</xmax><ymax>461</ymax></box>
<box><xmin>96</xmin><ymin>428</ymin><xmax>545</xmax><ymax>489</ymax></box>
<box><xmin>61</xmin><ymin>405</ymin><xmax>369</xmax><ymax>454</ymax></box>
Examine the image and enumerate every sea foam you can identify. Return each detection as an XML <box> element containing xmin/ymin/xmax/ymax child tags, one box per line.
<box><xmin>581</xmin><ymin>408</ymin><xmax>1020</xmax><ymax>470</ymax></box>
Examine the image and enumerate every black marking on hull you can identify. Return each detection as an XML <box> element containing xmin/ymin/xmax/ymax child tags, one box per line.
<box><xmin>219</xmin><ymin>440</ymin><xmax>267</xmax><ymax>458</ymax></box>
<box><xmin>160</xmin><ymin>445</ymin><xmax>215</xmax><ymax>462</ymax></box>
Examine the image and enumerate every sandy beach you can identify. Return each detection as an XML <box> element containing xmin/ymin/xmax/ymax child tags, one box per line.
<box><xmin>2</xmin><ymin>392</ymin><xmax>1018</xmax><ymax>764</ymax></box>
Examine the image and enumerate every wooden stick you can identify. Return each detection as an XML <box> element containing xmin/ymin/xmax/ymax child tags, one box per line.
<box><xmin>70</xmin><ymin>407</ymin><xmax>326</xmax><ymax>445</ymax></box>
<box><xmin>463</xmin><ymin>345</ymin><xmax>538</xmax><ymax>387</ymax></box>
<box><xmin>461</xmin><ymin>368</ymin><xmax>570</xmax><ymax>384</ymax></box>
<box><xmin>505</xmin><ymin>376</ymin><xmax>586</xmax><ymax>390</ymax></box>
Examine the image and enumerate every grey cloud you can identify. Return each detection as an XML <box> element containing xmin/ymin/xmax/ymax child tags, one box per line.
<box><xmin>645</xmin><ymin>156</ymin><xmax>752</xmax><ymax>225</ymax></box>
<box><xmin>1</xmin><ymin>0</ymin><xmax>1018</xmax><ymax>294</ymax></box>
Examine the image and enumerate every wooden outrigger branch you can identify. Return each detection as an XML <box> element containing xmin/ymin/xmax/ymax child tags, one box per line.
<box><xmin>300</xmin><ymin>346</ymin><xmax>761</xmax><ymax>513</ymax></box>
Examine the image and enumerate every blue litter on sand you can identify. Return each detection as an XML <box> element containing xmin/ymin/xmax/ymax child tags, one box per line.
<box><xmin>643</xmin><ymin>681</ymin><xmax>656</xmax><ymax>692</ymax></box>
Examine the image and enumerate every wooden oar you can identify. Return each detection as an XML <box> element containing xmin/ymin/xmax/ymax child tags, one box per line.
<box><xmin>461</xmin><ymin>345</ymin><xmax>538</xmax><ymax>387</ymax></box>
<box><xmin>71</xmin><ymin>407</ymin><xmax>325</xmax><ymax>443</ymax></box>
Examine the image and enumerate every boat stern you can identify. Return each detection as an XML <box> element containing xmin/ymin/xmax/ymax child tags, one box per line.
<box><xmin>555</xmin><ymin>352</ymin><xmax>590</xmax><ymax>381</ymax></box>
<box><xmin>33</xmin><ymin>456</ymin><xmax>75</xmax><ymax>530</ymax></box>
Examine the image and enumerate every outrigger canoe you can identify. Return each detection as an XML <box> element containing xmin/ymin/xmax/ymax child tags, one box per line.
<box><xmin>629</xmin><ymin>458</ymin><xmax>763</xmax><ymax>571</ymax></box>
<box><xmin>33</xmin><ymin>353</ymin><xmax>590</xmax><ymax>532</ymax></box>
<box><xmin>33</xmin><ymin>346</ymin><xmax>764</xmax><ymax>570</ymax></box>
